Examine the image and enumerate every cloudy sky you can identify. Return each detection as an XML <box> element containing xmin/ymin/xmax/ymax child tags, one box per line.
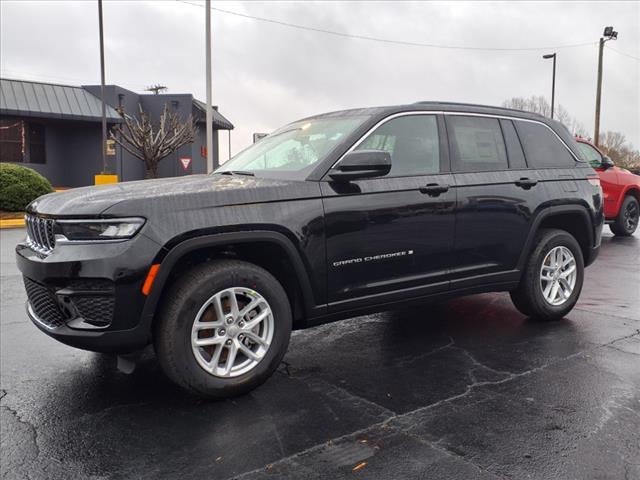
<box><xmin>1</xmin><ymin>1</ymin><xmax>638</xmax><ymax>160</ymax></box>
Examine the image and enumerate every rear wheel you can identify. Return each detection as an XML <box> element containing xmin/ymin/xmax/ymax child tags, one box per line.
<box><xmin>510</xmin><ymin>229</ymin><xmax>584</xmax><ymax>321</ymax></box>
<box><xmin>154</xmin><ymin>260</ymin><xmax>292</xmax><ymax>398</ymax></box>
<box><xmin>610</xmin><ymin>195</ymin><xmax>639</xmax><ymax>236</ymax></box>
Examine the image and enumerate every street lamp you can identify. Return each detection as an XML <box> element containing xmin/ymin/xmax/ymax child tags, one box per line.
<box><xmin>594</xmin><ymin>26</ymin><xmax>618</xmax><ymax>146</ymax></box>
<box><xmin>543</xmin><ymin>53</ymin><xmax>556</xmax><ymax>119</ymax></box>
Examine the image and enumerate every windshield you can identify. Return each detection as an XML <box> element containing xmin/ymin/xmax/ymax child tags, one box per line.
<box><xmin>576</xmin><ymin>141</ymin><xmax>603</xmax><ymax>168</ymax></box>
<box><xmin>215</xmin><ymin>116</ymin><xmax>368</xmax><ymax>180</ymax></box>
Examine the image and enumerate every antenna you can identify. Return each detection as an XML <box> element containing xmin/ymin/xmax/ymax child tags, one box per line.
<box><xmin>145</xmin><ymin>84</ymin><xmax>168</xmax><ymax>95</ymax></box>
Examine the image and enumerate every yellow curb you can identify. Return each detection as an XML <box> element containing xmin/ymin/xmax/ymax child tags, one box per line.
<box><xmin>0</xmin><ymin>218</ymin><xmax>25</xmax><ymax>229</ymax></box>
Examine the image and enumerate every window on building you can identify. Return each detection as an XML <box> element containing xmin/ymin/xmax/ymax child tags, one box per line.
<box><xmin>355</xmin><ymin>115</ymin><xmax>440</xmax><ymax>176</ymax></box>
<box><xmin>0</xmin><ymin>119</ymin><xmax>46</xmax><ymax>164</ymax></box>
<box><xmin>0</xmin><ymin>119</ymin><xmax>24</xmax><ymax>163</ymax></box>
<box><xmin>447</xmin><ymin>116</ymin><xmax>508</xmax><ymax>172</ymax></box>
<box><xmin>515</xmin><ymin>121</ymin><xmax>575</xmax><ymax>168</ymax></box>
<box><xmin>27</xmin><ymin>123</ymin><xmax>46</xmax><ymax>164</ymax></box>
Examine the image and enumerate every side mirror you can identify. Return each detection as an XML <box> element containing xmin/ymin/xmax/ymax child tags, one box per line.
<box><xmin>601</xmin><ymin>156</ymin><xmax>615</xmax><ymax>169</ymax></box>
<box><xmin>328</xmin><ymin>150</ymin><xmax>391</xmax><ymax>181</ymax></box>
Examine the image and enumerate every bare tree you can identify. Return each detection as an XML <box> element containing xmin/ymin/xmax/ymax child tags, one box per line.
<box><xmin>502</xmin><ymin>96</ymin><xmax>587</xmax><ymax>137</ymax></box>
<box><xmin>110</xmin><ymin>104</ymin><xmax>198</xmax><ymax>179</ymax></box>
<box><xmin>598</xmin><ymin>131</ymin><xmax>640</xmax><ymax>172</ymax></box>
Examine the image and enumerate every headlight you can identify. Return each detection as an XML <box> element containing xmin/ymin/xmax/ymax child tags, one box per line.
<box><xmin>56</xmin><ymin>218</ymin><xmax>145</xmax><ymax>241</ymax></box>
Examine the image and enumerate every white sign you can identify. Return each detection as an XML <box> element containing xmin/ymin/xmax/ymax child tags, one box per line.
<box><xmin>179</xmin><ymin>157</ymin><xmax>192</xmax><ymax>171</ymax></box>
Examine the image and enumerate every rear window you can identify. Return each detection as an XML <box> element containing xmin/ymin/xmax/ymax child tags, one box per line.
<box><xmin>447</xmin><ymin>116</ymin><xmax>508</xmax><ymax>172</ymax></box>
<box><xmin>515</xmin><ymin>121</ymin><xmax>575</xmax><ymax>168</ymax></box>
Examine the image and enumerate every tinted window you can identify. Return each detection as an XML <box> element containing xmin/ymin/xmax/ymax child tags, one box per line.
<box><xmin>576</xmin><ymin>141</ymin><xmax>602</xmax><ymax>167</ymax></box>
<box><xmin>0</xmin><ymin>119</ymin><xmax>24</xmax><ymax>163</ymax></box>
<box><xmin>28</xmin><ymin>123</ymin><xmax>45</xmax><ymax>164</ymax></box>
<box><xmin>356</xmin><ymin>115</ymin><xmax>440</xmax><ymax>176</ymax></box>
<box><xmin>515</xmin><ymin>121</ymin><xmax>575</xmax><ymax>168</ymax></box>
<box><xmin>447</xmin><ymin>116</ymin><xmax>507</xmax><ymax>172</ymax></box>
<box><xmin>500</xmin><ymin>119</ymin><xmax>527</xmax><ymax>169</ymax></box>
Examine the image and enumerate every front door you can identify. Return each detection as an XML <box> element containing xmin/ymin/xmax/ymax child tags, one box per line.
<box><xmin>321</xmin><ymin>114</ymin><xmax>456</xmax><ymax>311</ymax></box>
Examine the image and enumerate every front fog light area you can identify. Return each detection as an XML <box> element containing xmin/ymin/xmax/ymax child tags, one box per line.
<box><xmin>57</xmin><ymin>218</ymin><xmax>145</xmax><ymax>241</ymax></box>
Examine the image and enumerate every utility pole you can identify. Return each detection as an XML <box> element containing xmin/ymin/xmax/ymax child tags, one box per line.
<box><xmin>205</xmin><ymin>0</ymin><xmax>214</xmax><ymax>173</ymax></box>
<box><xmin>98</xmin><ymin>0</ymin><xmax>107</xmax><ymax>173</ymax></box>
<box><xmin>543</xmin><ymin>53</ymin><xmax>556</xmax><ymax>119</ymax></box>
<box><xmin>594</xmin><ymin>26</ymin><xmax>618</xmax><ymax>147</ymax></box>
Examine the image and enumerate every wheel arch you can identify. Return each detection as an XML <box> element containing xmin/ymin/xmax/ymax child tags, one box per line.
<box><xmin>140</xmin><ymin>231</ymin><xmax>319</xmax><ymax>334</ymax></box>
<box><xmin>621</xmin><ymin>185</ymin><xmax>640</xmax><ymax>204</ymax></box>
<box><xmin>518</xmin><ymin>205</ymin><xmax>596</xmax><ymax>271</ymax></box>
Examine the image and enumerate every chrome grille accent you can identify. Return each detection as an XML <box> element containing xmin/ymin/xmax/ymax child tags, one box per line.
<box><xmin>25</xmin><ymin>215</ymin><xmax>56</xmax><ymax>255</ymax></box>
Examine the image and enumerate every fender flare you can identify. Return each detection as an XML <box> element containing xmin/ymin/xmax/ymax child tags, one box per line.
<box><xmin>139</xmin><ymin>230</ymin><xmax>318</xmax><ymax>330</ymax></box>
<box><xmin>516</xmin><ymin>204</ymin><xmax>596</xmax><ymax>270</ymax></box>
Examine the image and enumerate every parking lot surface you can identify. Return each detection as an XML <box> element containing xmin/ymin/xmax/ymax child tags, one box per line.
<box><xmin>1</xmin><ymin>227</ymin><xmax>639</xmax><ymax>480</ymax></box>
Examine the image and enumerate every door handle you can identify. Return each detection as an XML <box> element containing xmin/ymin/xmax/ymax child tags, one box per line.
<box><xmin>419</xmin><ymin>183</ymin><xmax>449</xmax><ymax>196</ymax></box>
<box><xmin>515</xmin><ymin>178</ymin><xmax>538</xmax><ymax>189</ymax></box>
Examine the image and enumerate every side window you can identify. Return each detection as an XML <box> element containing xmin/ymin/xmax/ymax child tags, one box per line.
<box><xmin>515</xmin><ymin>121</ymin><xmax>575</xmax><ymax>168</ymax></box>
<box><xmin>447</xmin><ymin>116</ymin><xmax>507</xmax><ymax>172</ymax></box>
<box><xmin>355</xmin><ymin>115</ymin><xmax>440</xmax><ymax>176</ymax></box>
<box><xmin>576</xmin><ymin>142</ymin><xmax>602</xmax><ymax>168</ymax></box>
<box><xmin>500</xmin><ymin>119</ymin><xmax>527</xmax><ymax>169</ymax></box>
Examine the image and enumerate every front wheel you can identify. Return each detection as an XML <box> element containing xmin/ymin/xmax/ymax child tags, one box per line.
<box><xmin>510</xmin><ymin>229</ymin><xmax>584</xmax><ymax>321</ymax></box>
<box><xmin>610</xmin><ymin>195</ymin><xmax>639</xmax><ymax>236</ymax></box>
<box><xmin>154</xmin><ymin>260</ymin><xmax>292</xmax><ymax>398</ymax></box>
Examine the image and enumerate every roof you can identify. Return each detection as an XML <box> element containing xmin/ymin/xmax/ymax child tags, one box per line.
<box><xmin>299</xmin><ymin>101</ymin><xmax>552</xmax><ymax>125</ymax></box>
<box><xmin>0</xmin><ymin>78</ymin><xmax>122</xmax><ymax>122</ymax></box>
<box><xmin>193</xmin><ymin>99</ymin><xmax>234</xmax><ymax>130</ymax></box>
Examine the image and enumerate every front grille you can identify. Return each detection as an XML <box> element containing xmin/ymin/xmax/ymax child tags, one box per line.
<box><xmin>25</xmin><ymin>215</ymin><xmax>56</xmax><ymax>255</ymax></box>
<box><xmin>23</xmin><ymin>277</ymin><xmax>65</xmax><ymax>328</ymax></box>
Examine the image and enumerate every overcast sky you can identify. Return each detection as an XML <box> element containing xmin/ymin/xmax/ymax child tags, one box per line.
<box><xmin>2</xmin><ymin>0</ymin><xmax>639</xmax><ymax>161</ymax></box>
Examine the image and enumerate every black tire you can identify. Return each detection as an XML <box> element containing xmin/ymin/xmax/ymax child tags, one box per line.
<box><xmin>609</xmin><ymin>195</ymin><xmax>639</xmax><ymax>237</ymax></box>
<box><xmin>510</xmin><ymin>228</ymin><xmax>584</xmax><ymax>321</ymax></box>
<box><xmin>154</xmin><ymin>259</ymin><xmax>292</xmax><ymax>398</ymax></box>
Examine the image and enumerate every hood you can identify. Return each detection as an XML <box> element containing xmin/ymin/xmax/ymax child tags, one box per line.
<box><xmin>28</xmin><ymin>174</ymin><xmax>320</xmax><ymax>217</ymax></box>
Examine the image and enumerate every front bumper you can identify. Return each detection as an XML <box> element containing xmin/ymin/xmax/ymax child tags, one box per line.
<box><xmin>16</xmin><ymin>232</ymin><xmax>163</xmax><ymax>353</ymax></box>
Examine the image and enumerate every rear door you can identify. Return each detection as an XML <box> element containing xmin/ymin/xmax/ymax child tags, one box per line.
<box><xmin>321</xmin><ymin>114</ymin><xmax>456</xmax><ymax>310</ymax></box>
<box><xmin>447</xmin><ymin>115</ymin><xmax>534</xmax><ymax>287</ymax></box>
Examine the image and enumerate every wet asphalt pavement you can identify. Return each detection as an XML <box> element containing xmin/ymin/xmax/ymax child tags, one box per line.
<box><xmin>1</xmin><ymin>227</ymin><xmax>639</xmax><ymax>480</ymax></box>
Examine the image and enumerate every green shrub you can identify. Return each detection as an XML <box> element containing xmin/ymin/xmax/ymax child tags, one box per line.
<box><xmin>0</xmin><ymin>163</ymin><xmax>53</xmax><ymax>212</ymax></box>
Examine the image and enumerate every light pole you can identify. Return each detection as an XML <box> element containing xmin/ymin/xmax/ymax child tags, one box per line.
<box><xmin>542</xmin><ymin>53</ymin><xmax>556</xmax><ymax>119</ymax></box>
<box><xmin>594</xmin><ymin>26</ymin><xmax>618</xmax><ymax>146</ymax></box>
<box><xmin>98</xmin><ymin>0</ymin><xmax>107</xmax><ymax>173</ymax></box>
<box><xmin>205</xmin><ymin>0</ymin><xmax>214</xmax><ymax>173</ymax></box>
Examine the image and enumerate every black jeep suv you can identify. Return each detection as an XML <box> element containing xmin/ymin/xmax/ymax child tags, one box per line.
<box><xmin>17</xmin><ymin>102</ymin><xmax>603</xmax><ymax>398</ymax></box>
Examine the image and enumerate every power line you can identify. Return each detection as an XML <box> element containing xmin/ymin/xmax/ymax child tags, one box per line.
<box><xmin>606</xmin><ymin>45</ymin><xmax>640</xmax><ymax>61</ymax></box>
<box><xmin>177</xmin><ymin>0</ymin><xmax>596</xmax><ymax>52</ymax></box>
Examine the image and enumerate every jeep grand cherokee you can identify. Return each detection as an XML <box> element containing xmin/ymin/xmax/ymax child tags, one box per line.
<box><xmin>17</xmin><ymin>102</ymin><xmax>604</xmax><ymax>398</ymax></box>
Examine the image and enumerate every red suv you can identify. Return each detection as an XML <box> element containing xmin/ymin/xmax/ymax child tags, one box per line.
<box><xmin>576</xmin><ymin>137</ymin><xmax>639</xmax><ymax>236</ymax></box>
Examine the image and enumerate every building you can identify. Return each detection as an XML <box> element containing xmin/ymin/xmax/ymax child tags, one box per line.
<box><xmin>0</xmin><ymin>78</ymin><xmax>233</xmax><ymax>187</ymax></box>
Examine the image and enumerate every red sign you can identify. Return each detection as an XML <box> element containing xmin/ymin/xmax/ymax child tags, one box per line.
<box><xmin>179</xmin><ymin>157</ymin><xmax>192</xmax><ymax>171</ymax></box>
<box><xmin>200</xmin><ymin>146</ymin><xmax>207</xmax><ymax>158</ymax></box>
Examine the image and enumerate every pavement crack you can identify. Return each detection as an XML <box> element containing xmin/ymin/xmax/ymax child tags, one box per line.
<box><xmin>228</xmin><ymin>328</ymin><xmax>640</xmax><ymax>480</ymax></box>
<box><xmin>0</xmin><ymin>389</ymin><xmax>7</xmax><ymax>401</ymax></box>
<box><xmin>395</xmin><ymin>336</ymin><xmax>455</xmax><ymax>367</ymax></box>
<box><xmin>1</xmin><ymin>404</ymin><xmax>41</xmax><ymax>460</ymax></box>
<box><xmin>402</xmin><ymin>428</ymin><xmax>505</xmax><ymax>479</ymax></box>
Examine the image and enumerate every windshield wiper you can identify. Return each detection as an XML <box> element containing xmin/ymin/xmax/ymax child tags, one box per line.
<box><xmin>217</xmin><ymin>170</ymin><xmax>255</xmax><ymax>176</ymax></box>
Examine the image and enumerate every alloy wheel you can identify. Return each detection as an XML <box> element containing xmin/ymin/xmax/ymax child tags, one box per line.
<box><xmin>191</xmin><ymin>287</ymin><xmax>274</xmax><ymax>378</ymax></box>
<box><xmin>624</xmin><ymin>201</ymin><xmax>638</xmax><ymax>232</ymax></box>
<box><xmin>539</xmin><ymin>246</ymin><xmax>577</xmax><ymax>306</ymax></box>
